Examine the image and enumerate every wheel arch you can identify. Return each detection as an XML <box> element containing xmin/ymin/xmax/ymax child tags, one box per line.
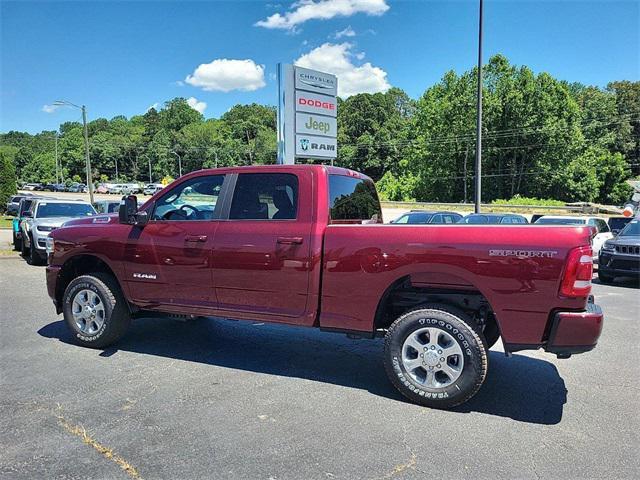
<box><xmin>373</xmin><ymin>273</ymin><xmax>502</xmax><ymax>341</ymax></box>
<box><xmin>55</xmin><ymin>254</ymin><xmax>129</xmax><ymax>313</ymax></box>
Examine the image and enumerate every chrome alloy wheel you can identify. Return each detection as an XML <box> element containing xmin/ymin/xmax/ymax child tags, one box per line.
<box><xmin>72</xmin><ymin>289</ymin><xmax>105</xmax><ymax>335</ymax></box>
<box><xmin>401</xmin><ymin>327</ymin><xmax>464</xmax><ymax>388</ymax></box>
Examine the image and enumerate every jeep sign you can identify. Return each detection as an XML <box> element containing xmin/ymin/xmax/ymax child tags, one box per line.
<box><xmin>295</xmin><ymin>134</ymin><xmax>337</xmax><ymax>158</ymax></box>
<box><xmin>277</xmin><ymin>63</ymin><xmax>338</xmax><ymax>164</ymax></box>
<box><xmin>295</xmin><ymin>113</ymin><xmax>336</xmax><ymax>137</ymax></box>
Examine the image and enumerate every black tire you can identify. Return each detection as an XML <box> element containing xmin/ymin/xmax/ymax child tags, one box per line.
<box><xmin>20</xmin><ymin>233</ymin><xmax>29</xmax><ymax>258</ymax></box>
<box><xmin>62</xmin><ymin>273</ymin><xmax>131</xmax><ymax>349</ymax></box>
<box><xmin>598</xmin><ymin>271</ymin><xmax>615</xmax><ymax>284</ymax></box>
<box><xmin>28</xmin><ymin>236</ymin><xmax>44</xmax><ymax>265</ymax></box>
<box><xmin>12</xmin><ymin>232</ymin><xmax>21</xmax><ymax>251</ymax></box>
<box><xmin>384</xmin><ymin>305</ymin><xmax>489</xmax><ymax>409</ymax></box>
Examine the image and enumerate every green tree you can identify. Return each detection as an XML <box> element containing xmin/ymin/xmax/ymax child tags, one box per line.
<box><xmin>0</xmin><ymin>152</ymin><xmax>17</xmax><ymax>213</ymax></box>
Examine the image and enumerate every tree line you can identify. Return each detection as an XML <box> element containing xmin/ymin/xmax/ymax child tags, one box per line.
<box><xmin>1</xmin><ymin>55</ymin><xmax>638</xmax><ymax>204</ymax></box>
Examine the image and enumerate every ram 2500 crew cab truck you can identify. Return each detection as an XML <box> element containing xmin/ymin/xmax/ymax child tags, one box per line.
<box><xmin>46</xmin><ymin>165</ymin><xmax>603</xmax><ymax>408</ymax></box>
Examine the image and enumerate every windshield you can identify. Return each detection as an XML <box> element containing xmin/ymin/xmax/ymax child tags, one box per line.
<box><xmin>619</xmin><ymin>220</ymin><xmax>640</xmax><ymax>236</ymax></box>
<box><xmin>36</xmin><ymin>202</ymin><xmax>95</xmax><ymax>218</ymax></box>
<box><xmin>535</xmin><ymin>217</ymin><xmax>586</xmax><ymax>225</ymax></box>
<box><xmin>461</xmin><ymin>215</ymin><xmax>501</xmax><ymax>224</ymax></box>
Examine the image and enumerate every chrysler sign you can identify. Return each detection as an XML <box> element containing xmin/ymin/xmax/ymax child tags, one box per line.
<box><xmin>277</xmin><ymin>64</ymin><xmax>338</xmax><ymax>164</ymax></box>
<box><xmin>295</xmin><ymin>66</ymin><xmax>338</xmax><ymax>96</ymax></box>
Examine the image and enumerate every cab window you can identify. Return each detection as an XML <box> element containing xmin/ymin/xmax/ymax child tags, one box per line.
<box><xmin>152</xmin><ymin>175</ymin><xmax>225</xmax><ymax>221</ymax></box>
<box><xmin>328</xmin><ymin>175</ymin><xmax>382</xmax><ymax>224</ymax></box>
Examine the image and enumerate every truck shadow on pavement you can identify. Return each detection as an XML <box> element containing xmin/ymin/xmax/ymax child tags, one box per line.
<box><xmin>39</xmin><ymin>316</ymin><xmax>566</xmax><ymax>425</ymax></box>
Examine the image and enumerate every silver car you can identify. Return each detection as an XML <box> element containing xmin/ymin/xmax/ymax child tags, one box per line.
<box><xmin>21</xmin><ymin>198</ymin><xmax>96</xmax><ymax>265</ymax></box>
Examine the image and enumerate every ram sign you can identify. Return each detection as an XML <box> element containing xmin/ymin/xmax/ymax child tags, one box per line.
<box><xmin>277</xmin><ymin>64</ymin><xmax>338</xmax><ymax>164</ymax></box>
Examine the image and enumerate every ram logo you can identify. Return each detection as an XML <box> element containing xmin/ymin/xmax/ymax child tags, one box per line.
<box><xmin>133</xmin><ymin>273</ymin><xmax>157</xmax><ymax>280</ymax></box>
<box><xmin>300</xmin><ymin>138</ymin><xmax>310</xmax><ymax>151</ymax></box>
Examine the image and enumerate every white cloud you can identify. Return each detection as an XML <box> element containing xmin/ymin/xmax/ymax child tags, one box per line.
<box><xmin>334</xmin><ymin>25</ymin><xmax>356</xmax><ymax>38</ymax></box>
<box><xmin>295</xmin><ymin>42</ymin><xmax>390</xmax><ymax>97</ymax></box>
<box><xmin>42</xmin><ymin>104</ymin><xmax>60</xmax><ymax>113</ymax></box>
<box><xmin>185</xmin><ymin>59</ymin><xmax>266</xmax><ymax>92</ymax></box>
<box><xmin>187</xmin><ymin>97</ymin><xmax>207</xmax><ymax>114</ymax></box>
<box><xmin>147</xmin><ymin>103</ymin><xmax>159</xmax><ymax>112</ymax></box>
<box><xmin>256</xmin><ymin>0</ymin><xmax>389</xmax><ymax>31</ymax></box>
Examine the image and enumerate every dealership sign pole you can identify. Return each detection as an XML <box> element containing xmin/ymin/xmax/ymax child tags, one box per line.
<box><xmin>277</xmin><ymin>64</ymin><xmax>338</xmax><ymax>165</ymax></box>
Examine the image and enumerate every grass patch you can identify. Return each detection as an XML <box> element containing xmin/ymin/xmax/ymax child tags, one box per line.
<box><xmin>0</xmin><ymin>216</ymin><xmax>13</xmax><ymax>229</ymax></box>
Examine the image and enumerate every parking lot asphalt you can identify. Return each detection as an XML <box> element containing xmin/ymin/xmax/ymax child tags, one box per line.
<box><xmin>1</xmin><ymin>258</ymin><xmax>638</xmax><ymax>480</ymax></box>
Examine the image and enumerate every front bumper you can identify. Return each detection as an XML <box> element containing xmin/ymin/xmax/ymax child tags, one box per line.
<box><xmin>546</xmin><ymin>301</ymin><xmax>603</xmax><ymax>356</ymax></box>
<box><xmin>599</xmin><ymin>252</ymin><xmax>640</xmax><ymax>277</ymax></box>
<box><xmin>46</xmin><ymin>264</ymin><xmax>62</xmax><ymax>313</ymax></box>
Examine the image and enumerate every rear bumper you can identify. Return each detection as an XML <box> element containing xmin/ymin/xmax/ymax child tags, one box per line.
<box><xmin>545</xmin><ymin>301</ymin><xmax>603</xmax><ymax>356</ymax></box>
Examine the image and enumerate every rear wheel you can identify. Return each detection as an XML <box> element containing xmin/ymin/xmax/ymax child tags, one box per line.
<box><xmin>384</xmin><ymin>305</ymin><xmax>488</xmax><ymax>409</ymax></box>
<box><xmin>62</xmin><ymin>273</ymin><xmax>131</xmax><ymax>348</ymax></box>
<box><xmin>12</xmin><ymin>232</ymin><xmax>21</xmax><ymax>251</ymax></box>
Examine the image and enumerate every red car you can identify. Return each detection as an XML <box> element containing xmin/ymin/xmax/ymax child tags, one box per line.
<box><xmin>45</xmin><ymin>165</ymin><xmax>603</xmax><ymax>408</ymax></box>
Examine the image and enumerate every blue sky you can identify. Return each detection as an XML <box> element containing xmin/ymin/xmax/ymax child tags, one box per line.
<box><xmin>1</xmin><ymin>0</ymin><xmax>638</xmax><ymax>133</ymax></box>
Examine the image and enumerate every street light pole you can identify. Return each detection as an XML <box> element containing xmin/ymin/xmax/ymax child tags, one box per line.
<box><xmin>81</xmin><ymin>105</ymin><xmax>95</xmax><ymax>204</ymax></box>
<box><xmin>474</xmin><ymin>0</ymin><xmax>484</xmax><ymax>214</ymax></box>
<box><xmin>171</xmin><ymin>150</ymin><xmax>182</xmax><ymax>177</ymax></box>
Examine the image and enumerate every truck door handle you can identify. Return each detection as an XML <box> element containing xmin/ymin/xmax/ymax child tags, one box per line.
<box><xmin>185</xmin><ymin>235</ymin><xmax>208</xmax><ymax>243</ymax></box>
<box><xmin>277</xmin><ymin>236</ymin><xmax>303</xmax><ymax>245</ymax></box>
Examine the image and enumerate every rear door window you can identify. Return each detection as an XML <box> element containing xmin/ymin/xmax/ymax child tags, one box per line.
<box><xmin>229</xmin><ymin>173</ymin><xmax>298</xmax><ymax>220</ymax></box>
<box><xmin>328</xmin><ymin>175</ymin><xmax>382</xmax><ymax>223</ymax></box>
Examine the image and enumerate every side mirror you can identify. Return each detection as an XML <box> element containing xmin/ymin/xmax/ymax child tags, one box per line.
<box><xmin>118</xmin><ymin>195</ymin><xmax>147</xmax><ymax>225</ymax></box>
<box><xmin>611</xmin><ymin>229</ymin><xmax>621</xmax><ymax>236</ymax></box>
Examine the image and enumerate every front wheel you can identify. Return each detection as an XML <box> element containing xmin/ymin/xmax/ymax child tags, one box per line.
<box><xmin>62</xmin><ymin>273</ymin><xmax>131</xmax><ymax>348</ymax></box>
<box><xmin>384</xmin><ymin>306</ymin><xmax>488</xmax><ymax>409</ymax></box>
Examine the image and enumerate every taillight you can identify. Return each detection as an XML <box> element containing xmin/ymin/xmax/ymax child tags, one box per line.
<box><xmin>559</xmin><ymin>245</ymin><xmax>593</xmax><ymax>298</ymax></box>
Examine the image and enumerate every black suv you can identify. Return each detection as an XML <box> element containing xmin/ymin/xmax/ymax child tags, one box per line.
<box><xmin>598</xmin><ymin>218</ymin><xmax>640</xmax><ymax>283</ymax></box>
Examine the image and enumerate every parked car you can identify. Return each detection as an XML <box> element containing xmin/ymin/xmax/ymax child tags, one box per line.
<box><xmin>42</xmin><ymin>183</ymin><xmax>66</xmax><ymax>192</ymax></box>
<box><xmin>46</xmin><ymin>165</ymin><xmax>603</xmax><ymax>409</ymax></box>
<box><xmin>95</xmin><ymin>183</ymin><xmax>113</xmax><ymax>194</ymax></box>
<box><xmin>6</xmin><ymin>194</ymin><xmax>35</xmax><ymax>216</ymax></box>
<box><xmin>67</xmin><ymin>183</ymin><xmax>88</xmax><ymax>193</ymax></box>
<box><xmin>458</xmin><ymin>213</ymin><xmax>528</xmax><ymax>224</ymax></box>
<box><xmin>21</xmin><ymin>198</ymin><xmax>96</xmax><ymax>265</ymax></box>
<box><xmin>390</xmin><ymin>210</ymin><xmax>462</xmax><ymax>224</ymax></box>
<box><xmin>143</xmin><ymin>183</ymin><xmax>164</xmax><ymax>195</ymax></box>
<box><xmin>22</xmin><ymin>183</ymin><xmax>42</xmax><ymax>191</ymax></box>
<box><xmin>598</xmin><ymin>218</ymin><xmax>640</xmax><ymax>283</ymax></box>
<box><xmin>535</xmin><ymin>216</ymin><xmax>613</xmax><ymax>259</ymax></box>
<box><xmin>607</xmin><ymin>216</ymin><xmax>633</xmax><ymax>236</ymax></box>
<box><xmin>121</xmin><ymin>183</ymin><xmax>142</xmax><ymax>195</ymax></box>
<box><xmin>108</xmin><ymin>184</ymin><xmax>126</xmax><ymax>194</ymax></box>
<box><xmin>12</xmin><ymin>196</ymin><xmax>49</xmax><ymax>251</ymax></box>
<box><xmin>93</xmin><ymin>200</ymin><xmax>122</xmax><ymax>214</ymax></box>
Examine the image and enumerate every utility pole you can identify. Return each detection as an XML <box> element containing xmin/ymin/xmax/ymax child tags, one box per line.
<box><xmin>115</xmin><ymin>158</ymin><xmax>119</xmax><ymax>182</ymax></box>
<box><xmin>54</xmin><ymin>132</ymin><xmax>59</xmax><ymax>184</ymax></box>
<box><xmin>53</xmin><ymin>100</ymin><xmax>94</xmax><ymax>203</ymax></box>
<box><xmin>474</xmin><ymin>0</ymin><xmax>484</xmax><ymax>213</ymax></box>
<box><xmin>148</xmin><ymin>157</ymin><xmax>152</xmax><ymax>183</ymax></box>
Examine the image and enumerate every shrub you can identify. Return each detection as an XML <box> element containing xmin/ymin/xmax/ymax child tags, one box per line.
<box><xmin>0</xmin><ymin>152</ymin><xmax>18</xmax><ymax>213</ymax></box>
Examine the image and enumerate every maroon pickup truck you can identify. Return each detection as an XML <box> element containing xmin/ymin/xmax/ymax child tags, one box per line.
<box><xmin>46</xmin><ymin>165</ymin><xmax>603</xmax><ymax>408</ymax></box>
